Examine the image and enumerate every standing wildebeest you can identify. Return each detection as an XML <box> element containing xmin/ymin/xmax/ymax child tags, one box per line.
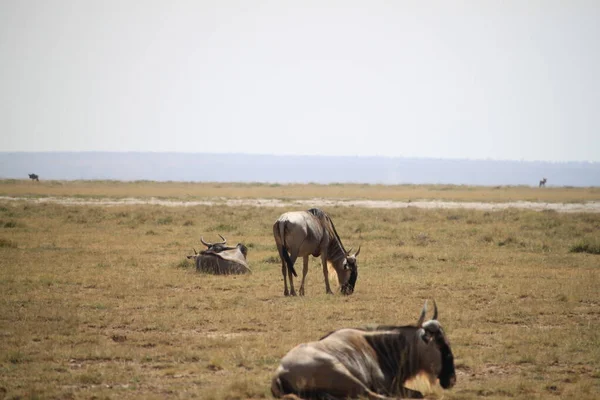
<box><xmin>539</xmin><ymin>178</ymin><xmax>547</xmax><ymax>188</ymax></box>
<box><xmin>186</xmin><ymin>234</ymin><xmax>251</xmax><ymax>275</ymax></box>
<box><xmin>28</xmin><ymin>173</ymin><xmax>39</xmax><ymax>182</ymax></box>
<box><xmin>273</xmin><ymin>208</ymin><xmax>360</xmax><ymax>296</ymax></box>
<box><xmin>271</xmin><ymin>300</ymin><xmax>456</xmax><ymax>399</ymax></box>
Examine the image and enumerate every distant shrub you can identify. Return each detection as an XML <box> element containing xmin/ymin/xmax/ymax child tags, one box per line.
<box><xmin>498</xmin><ymin>237</ymin><xmax>515</xmax><ymax>247</ymax></box>
<box><xmin>156</xmin><ymin>216</ymin><xmax>173</xmax><ymax>225</ymax></box>
<box><xmin>263</xmin><ymin>255</ymin><xmax>280</xmax><ymax>264</ymax></box>
<box><xmin>176</xmin><ymin>259</ymin><xmax>193</xmax><ymax>269</ymax></box>
<box><xmin>145</xmin><ymin>230</ymin><xmax>157</xmax><ymax>236</ymax></box>
<box><xmin>3</xmin><ymin>221</ymin><xmax>17</xmax><ymax>228</ymax></box>
<box><xmin>209</xmin><ymin>223</ymin><xmax>235</xmax><ymax>232</ymax></box>
<box><xmin>569</xmin><ymin>241</ymin><xmax>600</xmax><ymax>255</ymax></box>
<box><xmin>482</xmin><ymin>234</ymin><xmax>494</xmax><ymax>243</ymax></box>
<box><xmin>182</xmin><ymin>220</ymin><xmax>194</xmax><ymax>226</ymax></box>
<box><xmin>0</xmin><ymin>238</ymin><xmax>17</xmax><ymax>248</ymax></box>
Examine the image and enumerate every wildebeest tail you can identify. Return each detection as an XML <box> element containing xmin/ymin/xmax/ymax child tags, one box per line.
<box><xmin>278</xmin><ymin>221</ymin><xmax>297</xmax><ymax>277</ymax></box>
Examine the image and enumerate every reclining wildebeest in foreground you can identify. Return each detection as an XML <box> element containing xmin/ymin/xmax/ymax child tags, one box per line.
<box><xmin>271</xmin><ymin>300</ymin><xmax>456</xmax><ymax>399</ymax></box>
<box><xmin>273</xmin><ymin>208</ymin><xmax>360</xmax><ymax>296</ymax></box>
<box><xmin>187</xmin><ymin>234</ymin><xmax>251</xmax><ymax>275</ymax></box>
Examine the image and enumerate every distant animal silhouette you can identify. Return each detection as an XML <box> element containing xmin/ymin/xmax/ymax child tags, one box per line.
<box><xmin>539</xmin><ymin>177</ymin><xmax>547</xmax><ymax>188</ymax></box>
<box><xmin>28</xmin><ymin>173</ymin><xmax>39</xmax><ymax>182</ymax></box>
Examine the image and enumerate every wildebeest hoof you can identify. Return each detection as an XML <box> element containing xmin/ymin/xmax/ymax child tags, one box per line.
<box><xmin>290</xmin><ymin>291</ymin><xmax>297</xmax><ymax>296</ymax></box>
<box><xmin>284</xmin><ymin>290</ymin><xmax>290</xmax><ymax>296</ymax></box>
<box><xmin>326</xmin><ymin>290</ymin><xmax>334</xmax><ymax>295</ymax></box>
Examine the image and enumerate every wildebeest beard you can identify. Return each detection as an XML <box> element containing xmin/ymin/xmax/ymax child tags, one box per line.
<box><xmin>341</xmin><ymin>267</ymin><xmax>357</xmax><ymax>295</ymax></box>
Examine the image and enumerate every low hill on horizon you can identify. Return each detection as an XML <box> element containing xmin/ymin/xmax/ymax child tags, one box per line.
<box><xmin>1</xmin><ymin>152</ymin><xmax>598</xmax><ymax>187</ymax></box>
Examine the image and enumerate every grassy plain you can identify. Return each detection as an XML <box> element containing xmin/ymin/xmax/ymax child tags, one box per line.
<box><xmin>2</xmin><ymin>179</ymin><xmax>600</xmax><ymax>203</ymax></box>
<box><xmin>0</xmin><ymin>181</ymin><xmax>599</xmax><ymax>399</ymax></box>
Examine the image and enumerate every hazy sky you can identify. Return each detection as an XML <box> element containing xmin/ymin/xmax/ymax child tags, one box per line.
<box><xmin>1</xmin><ymin>1</ymin><xmax>599</xmax><ymax>162</ymax></box>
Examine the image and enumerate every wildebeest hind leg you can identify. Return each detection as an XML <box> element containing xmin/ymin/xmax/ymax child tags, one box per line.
<box><xmin>286</xmin><ymin>251</ymin><xmax>298</xmax><ymax>296</ymax></box>
<box><xmin>299</xmin><ymin>256</ymin><xmax>309</xmax><ymax>296</ymax></box>
<box><xmin>281</xmin><ymin>258</ymin><xmax>289</xmax><ymax>296</ymax></box>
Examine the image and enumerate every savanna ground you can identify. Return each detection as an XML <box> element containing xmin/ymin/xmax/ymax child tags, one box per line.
<box><xmin>0</xmin><ymin>181</ymin><xmax>599</xmax><ymax>399</ymax></box>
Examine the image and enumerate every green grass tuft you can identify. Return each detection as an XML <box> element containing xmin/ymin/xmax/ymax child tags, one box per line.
<box><xmin>569</xmin><ymin>240</ymin><xmax>600</xmax><ymax>255</ymax></box>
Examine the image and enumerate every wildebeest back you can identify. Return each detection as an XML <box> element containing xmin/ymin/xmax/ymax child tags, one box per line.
<box><xmin>196</xmin><ymin>250</ymin><xmax>251</xmax><ymax>275</ymax></box>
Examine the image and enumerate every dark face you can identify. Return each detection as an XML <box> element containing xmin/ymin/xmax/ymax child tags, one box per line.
<box><xmin>423</xmin><ymin>324</ymin><xmax>456</xmax><ymax>389</ymax></box>
<box><xmin>340</xmin><ymin>256</ymin><xmax>358</xmax><ymax>295</ymax></box>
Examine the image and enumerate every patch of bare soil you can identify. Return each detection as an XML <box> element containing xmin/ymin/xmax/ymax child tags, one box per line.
<box><xmin>1</xmin><ymin>196</ymin><xmax>599</xmax><ymax>212</ymax></box>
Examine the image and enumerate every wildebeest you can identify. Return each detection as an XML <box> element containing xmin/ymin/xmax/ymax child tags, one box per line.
<box><xmin>539</xmin><ymin>177</ymin><xmax>547</xmax><ymax>188</ymax></box>
<box><xmin>273</xmin><ymin>208</ymin><xmax>360</xmax><ymax>296</ymax></box>
<box><xmin>187</xmin><ymin>234</ymin><xmax>251</xmax><ymax>275</ymax></box>
<box><xmin>28</xmin><ymin>173</ymin><xmax>39</xmax><ymax>182</ymax></box>
<box><xmin>271</xmin><ymin>300</ymin><xmax>456</xmax><ymax>399</ymax></box>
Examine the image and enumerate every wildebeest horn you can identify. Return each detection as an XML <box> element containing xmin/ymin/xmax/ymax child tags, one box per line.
<box><xmin>200</xmin><ymin>237</ymin><xmax>211</xmax><ymax>247</ymax></box>
<box><xmin>346</xmin><ymin>248</ymin><xmax>353</xmax><ymax>256</ymax></box>
<box><xmin>417</xmin><ymin>300</ymin><xmax>428</xmax><ymax>327</ymax></box>
<box><xmin>218</xmin><ymin>234</ymin><xmax>227</xmax><ymax>244</ymax></box>
<box><xmin>432</xmin><ymin>299</ymin><xmax>438</xmax><ymax>320</ymax></box>
<box><xmin>193</xmin><ymin>248</ymin><xmax>198</xmax><ymax>255</ymax></box>
<box><xmin>354</xmin><ymin>245</ymin><xmax>361</xmax><ymax>257</ymax></box>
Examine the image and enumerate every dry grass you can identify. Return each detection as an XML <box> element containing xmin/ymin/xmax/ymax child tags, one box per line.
<box><xmin>0</xmin><ymin>182</ymin><xmax>599</xmax><ymax>399</ymax></box>
<box><xmin>1</xmin><ymin>179</ymin><xmax>600</xmax><ymax>203</ymax></box>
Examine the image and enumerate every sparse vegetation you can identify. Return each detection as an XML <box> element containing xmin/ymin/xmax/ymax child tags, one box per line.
<box><xmin>0</xmin><ymin>182</ymin><xmax>598</xmax><ymax>399</ymax></box>
<box><xmin>0</xmin><ymin>237</ymin><xmax>17</xmax><ymax>248</ymax></box>
<box><xmin>0</xmin><ymin>179</ymin><xmax>599</xmax><ymax>203</ymax></box>
<box><xmin>570</xmin><ymin>240</ymin><xmax>600</xmax><ymax>255</ymax></box>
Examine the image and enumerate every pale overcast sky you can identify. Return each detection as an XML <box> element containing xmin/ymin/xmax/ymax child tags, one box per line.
<box><xmin>1</xmin><ymin>1</ymin><xmax>599</xmax><ymax>162</ymax></box>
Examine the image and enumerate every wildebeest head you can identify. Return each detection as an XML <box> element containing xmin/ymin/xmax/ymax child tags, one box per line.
<box><xmin>415</xmin><ymin>300</ymin><xmax>456</xmax><ymax>389</ymax></box>
<box><xmin>200</xmin><ymin>234</ymin><xmax>232</xmax><ymax>253</ymax></box>
<box><xmin>339</xmin><ymin>246</ymin><xmax>360</xmax><ymax>295</ymax></box>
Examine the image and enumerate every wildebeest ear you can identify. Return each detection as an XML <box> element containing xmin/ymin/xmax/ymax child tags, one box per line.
<box><xmin>186</xmin><ymin>255</ymin><xmax>195</xmax><ymax>260</ymax></box>
<box><xmin>418</xmin><ymin>328</ymin><xmax>432</xmax><ymax>344</ymax></box>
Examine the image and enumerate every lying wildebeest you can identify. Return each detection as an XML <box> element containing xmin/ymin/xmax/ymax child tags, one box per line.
<box><xmin>187</xmin><ymin>234</ymin><xmax>251</xmax><ymax>275</ymax></box>
<box><xmin>28</xmin><ymin>173</ymin><xmax>39</xmax><ymax>182</ymax></box>
<box><xmin>273</xmin><ymin>208</ymin><xmax>360</xmax><ymax>296</ymax></box>
<box><xmin>271</xmin><ymin>300</ymin><xmax>456</xmax><ymax>399</ymax></box>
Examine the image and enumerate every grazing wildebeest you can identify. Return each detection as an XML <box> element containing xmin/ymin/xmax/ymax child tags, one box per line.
<box><xmin>186</xmin><ymin>234</ymin><xmax>251</xmax><ymax>275</ymax></box>
<box><xmin>273</xmin><ymin>208</ymin><xmax>360</xmax><ymax>296</ymax></box>
<box><xmin>539</xmin><ymin>178</ymin><xmax>547</xmax><ymax>188</ymax></box>
<box><xmin>28</xmin><ymin>173</ymin><xmax>39</xmax><ymax>182</ymax></box>
<box><xmin>271</xmin><ymin>300</ymin><xmax>456</xmax><ymax>399</ymax></box>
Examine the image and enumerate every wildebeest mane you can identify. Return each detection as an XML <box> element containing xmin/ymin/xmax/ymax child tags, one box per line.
<box><xmin>307</xmin><ymin>208</ymin><xmax>347</xmax><ymax>264</ymax></box>
<box><xmin>363</xmin><ymin>328</ymin><xmax>422</xmax><ymax>395</ymax></box>
<box><xmin>318</xmin><ymin>325</ymin><xmax>422</xmax><ymax>394</ymax></box>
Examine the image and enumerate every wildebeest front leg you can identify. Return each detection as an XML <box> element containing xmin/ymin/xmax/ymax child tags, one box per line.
<box><xmin>321</xmin><ymin>254</ymin><xmax>333</xmax><ymax>294</ymax></box>
<box><xmin>298</xmin><ymin>256</ymin><xmax>309</xmax><ymax>296</ymax></box>
<box><xmin>400</xmin><ymin>387</ymin><xmax>424</xmax><ymax>398</ymax></box>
